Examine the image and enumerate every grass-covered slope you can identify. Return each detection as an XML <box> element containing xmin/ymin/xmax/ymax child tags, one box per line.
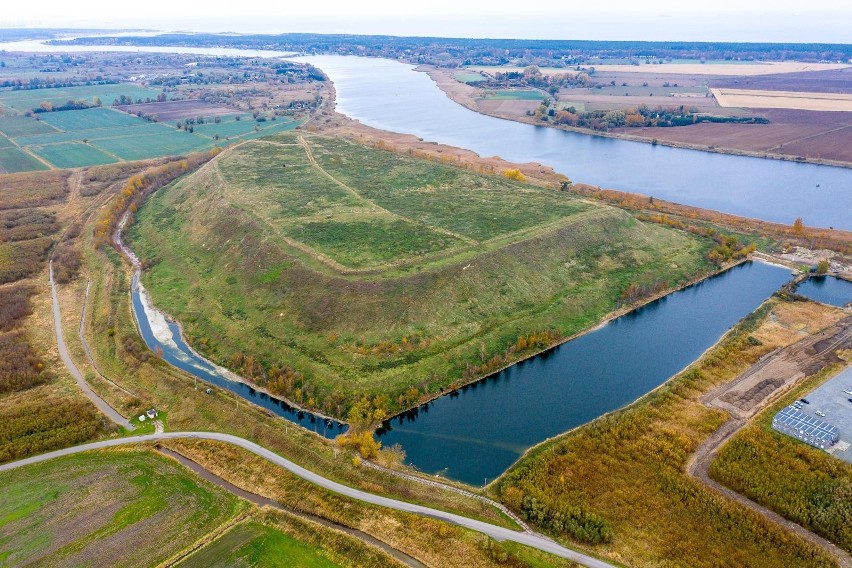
<box><xmin>128</xmin><ymin>133</ymin><xmax>713</xmax><ymax>416</ymax></box>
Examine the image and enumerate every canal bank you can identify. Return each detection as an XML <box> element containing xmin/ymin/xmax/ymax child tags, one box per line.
<box><xmin>378</xmin><ymin>260</ymin><xmax>792</xmax><ymax>484</ymax></box>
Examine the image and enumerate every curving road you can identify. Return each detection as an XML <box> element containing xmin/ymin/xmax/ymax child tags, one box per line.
<box><xmin>49</xmin><ymin>262</ymin><xmax>133</xmax><ymax>430</ymax></box>
<box><xmin>0</xmin><ymin>432</ymin><xmax>614</xmax><ymax>568</ymax></box>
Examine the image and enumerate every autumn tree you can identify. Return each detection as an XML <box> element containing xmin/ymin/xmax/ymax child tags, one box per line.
<box><xmin>503</xmin><ymin>169</ymin><xmax>526</xmax><ymax>182</ymax></box>
<box><xmin>793</xmin><ymin>217</ymin><xmax>805</xmax><ymax>235</ymax></box>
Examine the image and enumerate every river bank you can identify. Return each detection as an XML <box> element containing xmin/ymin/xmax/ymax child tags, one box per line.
<box><xmin>419</xmin><ymin>66</ymin><xmax>852</xmax><ymax>171</ymax></box>
<box><xmin>114</xmin><ymin>210</ymin><xmax>347</xmax><ymax>434</ymax></box>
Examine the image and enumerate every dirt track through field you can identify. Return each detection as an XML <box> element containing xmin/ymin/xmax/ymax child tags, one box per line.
<box><xmin>158</xmin><ymin>447</ymin><xmax>426</xmax><ymax>568</ymax></box>
<box><xmin>49</xmin><ymin>261</ymin><xmax>133</xmax><ymax>430</ymax></box>
<box><xmin>688</xmin><ymin>317</ymin><xmax>852</xmax><ymax>568</ymax></box>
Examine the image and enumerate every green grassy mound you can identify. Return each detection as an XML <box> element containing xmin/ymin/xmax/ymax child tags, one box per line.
<box><xmin>128</xmin><ymin>133</ymin><xmax>713</xmax><ymax>416</ymax></box>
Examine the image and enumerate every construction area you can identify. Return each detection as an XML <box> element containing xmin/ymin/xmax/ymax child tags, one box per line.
<box><xmin>705</xmin><ymin>315</ymin><xmax>852</xmax><ymax>422</ymax></box>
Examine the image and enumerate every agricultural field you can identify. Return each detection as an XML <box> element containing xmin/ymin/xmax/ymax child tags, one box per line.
<box><xmin>614</xmin><ymin>108</ymin><xmax>852</xmax><ymax>163</ymax></box>
<box><xmin>127</xmin><ymin>132</ymin><xmax>715</xmax><ymax>416</ymax></box>
<box><xmin>30</xmin><ymin>141</ymin><xmax>117</xmax><ymax>168</ymax></box>
<box><xmin>711</xmin><ymin>88</ymin><xmax>852</xmax><ymax>112</ymax></box>
<box><xmin>116</xmin><ymin>99</ymin><xmax>241</xmax><ymax>121</ymax></box>
<box><xmin>37</xmin><ymin>107</ymin><xmax>144</xmax><ymax>131</ymax></box>
<box><xmin>578</xmin><ymin>61</ymin><xmax>852</xmax><ymax>76</ymax></box>
<box><xmin>0</xmin><ymin>115</ymin><xmax>58</xmax><ymax>137</ymax></box>
<box><xmin>0</xmin><ymin>450</ymin><xmax>244</xmax><ymax>566</ymax></box>
<box><xmin>454</xmin><ymin>72</ymin><xmax>486</xmax><ymax>84</ymax></box>
<box><xmin>178</xmin><ymin>520</ymin><xmax>341</xmax><ymax>568</ymax></box>
<box><xmin>481</xmin><ymin>89</ymin><xmax>546</xmax><ymax>101</ymax></box>
<box><xmin>0</xmin><ymin>147</ymin><xmax>48</xmax><ymax>174</ymax></box>
<box><xmin>93</xmin><ymin>131</ymin><xmax>214</xmax><ymax>162</ymax></box>
<box><xmin>0</xmin><ymin>96</ymin><xmax>300</xmax><ymax>171</ymax></box>
<box><xmin>0</xmin><ymin>84</ymin><xmax>163</xmax><ymax>114</ymax></box>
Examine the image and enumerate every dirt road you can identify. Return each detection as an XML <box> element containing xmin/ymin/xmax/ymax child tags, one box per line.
<box><xmin>0</xmin><ymin>432</ymin><xmax>614</xmax><ymax>568</ymax></box>
<box><xmin>49</xmin><ymin>261</ymin><xmax>133</xmax><ymax>430</ymax></box>
<box><xmin>158</xmin><ymin>446</ymin><xmax>426</xmax><ymax>568</ymax></box>
<box><xmin>688</xmin><ymin>317</ymin><xmax>852</xmax><ymax>568</ymax></box>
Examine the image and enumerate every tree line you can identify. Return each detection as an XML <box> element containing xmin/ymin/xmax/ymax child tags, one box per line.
<box><xmin>93</xmin><ymin>149</ymin><xmax>222</xmax><ymax>249</ymax></box>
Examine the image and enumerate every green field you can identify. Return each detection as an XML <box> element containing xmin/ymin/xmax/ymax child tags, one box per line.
<box><xmin>0</xmin><ymin>147</ymin><xmax>47</xmax><ymax>173</ymax></box>
<box><xmin>178</xmin><ymin>521</ymin><xmax>339</xmax><ymax>568</ymax></box>
<box><xmin>454</xmin><ymin>72</ymin><xmax>486</xmax><ymax>84</ymax></box>
<box><xmin>37</xmin><ymin>107</ymin><xmax>146</xmax><ymax>131</ymax></box>
<box><xmin>0</xmin><ymin>96</ymin><xmax>305</xmax><ymax>171</ymax></box>
<box><xmin>92</xmin><ymin>131</ymin><xmax>216</xmax><ymax>161</ymax></box>
<box><xmin>31</xmin><ymin>141</ymin><xmax>117</xmax><ymax>168</ymax></box>
<box><xmin>194</xmin><ymin>115</ymin><xmax>274</xmax><ymax>138</ymax></box>
<box><xmin>128</xmin><ymin>133</ymin><xmax>714</xmax><ymax>415</ymax></box>
<box><xmin>481</xmin><ymin>89</ymin><xmax>547</xmax><ymax>101</ymax></box>
<box><xmin>0</xmin><ymin>450</ymin><xmax>243</xmax><ymax>566</ymax></box>
<box><xmin>0</xmin><ymin>116</ymin><xmax>58</xmax><ymax>138</ymax></box>
<box><xmin>0</xmin><ymin>85</ymin><xmax>162</xmax><ymax>114</ymax></box>
<box><xmin>566</xmin><ymin>84</ymin><xmax>709</xmax><ymax>97</ymax></box>
<box><xmin>14</xmin><ymin>122</ymin><xmax>175</xmax><ymax>146</ymax></box>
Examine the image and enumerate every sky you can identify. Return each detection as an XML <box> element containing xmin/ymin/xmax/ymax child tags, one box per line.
<box><xmin>1</xmin><ymin>0</ymin><xmax>851</xmax><ymax>43</ymax></box>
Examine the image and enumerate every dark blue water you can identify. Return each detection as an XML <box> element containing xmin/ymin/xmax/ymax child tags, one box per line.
<box><xmin>796</xmin><ymin>276</ymin><xmax>852</xmax><ymax>307</ymax></box>
<box><xmin>301</xmin><ymin>56</ymin><xmax>852</xmax><ymax>230</ymax></box>
<box><xmin>377</xmin><ymin>261</ymin><xmax>791</xmax><ymax>485</ymax></box>
<box><xmin>130</xmin><ymin>273</ymin><xmax>347</xmax><ymax>438</ymax></box>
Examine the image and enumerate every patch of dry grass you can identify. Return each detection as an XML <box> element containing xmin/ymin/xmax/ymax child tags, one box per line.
<box><xmin>496</xmin><ymin>299</ymin><xmax>844</xmax><ymax>567</ymax></box>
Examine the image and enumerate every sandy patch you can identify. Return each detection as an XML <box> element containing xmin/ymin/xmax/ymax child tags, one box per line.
<box><xmin>712</xmin><ymin>88</ymin><xmax>852</xmax><ymax>112</ymax></box>
<box><xmin>584</xmin><ymin>62</ymin><xmax>852</xmax><ymax>76</ymax></box>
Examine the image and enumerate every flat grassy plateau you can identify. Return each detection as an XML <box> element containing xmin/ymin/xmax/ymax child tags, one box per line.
<box><xmin>128</xmin><ymin>132</ymin><xmax>713</xmax><ymax>416</ymax></box>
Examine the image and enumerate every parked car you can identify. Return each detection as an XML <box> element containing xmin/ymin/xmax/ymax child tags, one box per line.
<box><xmin>800</xmin><ymin>398</ymin><xmax>810</xmax><ymax>404</ymax></box>
<box><xmin>815</xmin><ymin>410</ymin><xmax>826</xmax><ymax>417</ymax></box>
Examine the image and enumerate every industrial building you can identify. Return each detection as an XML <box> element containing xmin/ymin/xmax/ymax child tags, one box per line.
<box><xmin>772</xmin><ymin>406</ymin><xmax>840</xmax><ymax>450</ymax></box>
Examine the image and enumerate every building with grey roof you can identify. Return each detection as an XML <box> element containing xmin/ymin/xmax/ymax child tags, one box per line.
<box><xmin>772</xmin><ymin>405</ymin><xmax>840</xmax><ymax>450</ymax></box>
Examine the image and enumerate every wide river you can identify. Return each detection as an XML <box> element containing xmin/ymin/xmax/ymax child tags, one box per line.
<box><xmin>300</xmin><ymin>55</ymin><xmax>852</xmax><ymax>230</ymax></box>
<box><xmin>378</xmin><ymin>261</ymin><xmax>791</xmax><ymax>484</ymax></box>
<box><xmin>1</xmin><ymin>40</ymin><xmax>849</xmax><ymax>228</ymax></box>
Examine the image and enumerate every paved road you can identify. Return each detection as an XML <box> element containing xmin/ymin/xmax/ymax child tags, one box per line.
<box><xmin>49</xmin><ymin>262</ymin><xmax>134</xmax><ymax>430</ymax></box>
<box><xmin>0</xmin><ymin>432</ymin><xmax>614</xmax><ymax>568</ymax></box>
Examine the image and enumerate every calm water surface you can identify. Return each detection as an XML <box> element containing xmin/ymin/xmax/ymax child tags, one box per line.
<box><xmin>796</xmin><ymin>276</ymin><xmax>852</xmax><ymax>307</ymax></box>
<box><xmin>378</xmin><ymin>261</ymin><xmax>791</xmax><ymax>485</ymax></box>
<box><xmin>301</xmin><ymin>56</ymin><xmax>852</xmax><ymax>230</ymax></box>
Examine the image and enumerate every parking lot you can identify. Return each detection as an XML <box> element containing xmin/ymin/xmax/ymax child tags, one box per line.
<box><xmin>800</xmin><ymin>365</ymin><xmax>852</xmax><ymax>463</ymax></box>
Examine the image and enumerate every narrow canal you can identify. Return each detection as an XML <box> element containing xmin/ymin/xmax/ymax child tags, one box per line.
<box><xmin>377</xmin><ymin>261</ymin><xmax>792</xmax><ymax>485</ymax></box>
